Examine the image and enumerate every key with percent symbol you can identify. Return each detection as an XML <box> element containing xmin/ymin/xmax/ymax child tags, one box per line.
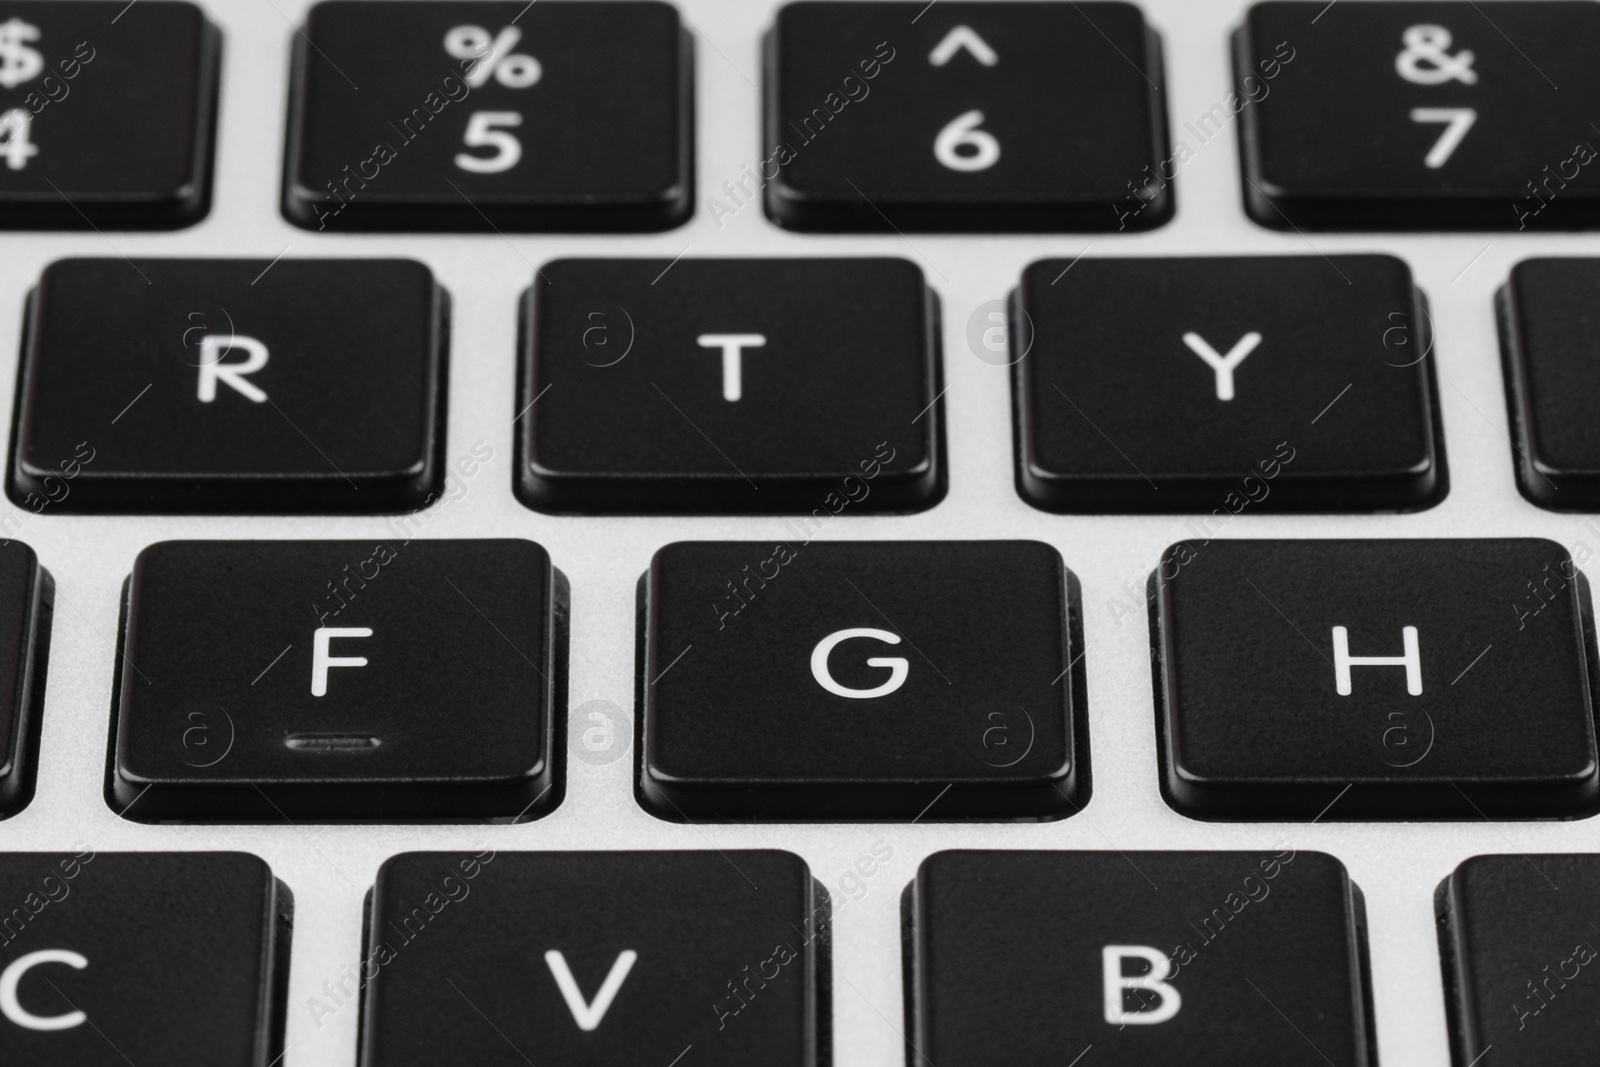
<box><xmin>441</xmin><ymin>23</ymin><xmax>540</xmax><ymax>175</ymax></box>
<box><xmin>445</xmin><ymin>23</ymin><xmax>541</xmax><ymax>89</ymax></box>
<box><xmin>0</xmin><ymin>1</ymin><xmax>220</xmax><ymax>229</ymax></box>
<box><xmin>283</xmin><ymin>1</ymin><xmax>694</xmax><ymax>233</ymax></box>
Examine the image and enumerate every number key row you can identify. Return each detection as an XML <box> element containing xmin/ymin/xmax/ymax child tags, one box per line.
<box><xmin>4</xmin><ymin>0</ymin><xmax>1600</xmax><ymax>231</ymax></box>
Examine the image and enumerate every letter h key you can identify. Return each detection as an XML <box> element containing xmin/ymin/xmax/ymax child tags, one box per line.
<box><xmin>1154</xmin><ymin>539</ymin><xmax>1600</xmax><ymax>820</ymax></box>
<box><xmin>1331</xmin><ymin>625</ymin><xmax>1422</xmax><ymax>695</ymax></box>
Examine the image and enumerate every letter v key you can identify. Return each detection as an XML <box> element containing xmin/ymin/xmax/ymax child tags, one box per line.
<box><xmin>1182</xmin><ymin>331</ymin><xmax>1262</xmax><ymax>401</ymax></box>
<box><xmin>544</xmin><ymin>949</ymin><xmax>638</xmax><ymax>1030</ymax></box>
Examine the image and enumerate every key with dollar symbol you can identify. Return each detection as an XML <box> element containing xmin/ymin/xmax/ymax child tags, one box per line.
<box><xmin>0</xmin><ymin>18</ymin><xmax>45</xmax><ymax>90</ymax></box>
<box><xmin>0</xmin><ymin>2</ymin><xmax>220</xmax><ymax>229</ymax></box>
<box><xmin>0</xmin><ymin>17</ymin><xmax>44</xmax><ymax>174</ymax></box>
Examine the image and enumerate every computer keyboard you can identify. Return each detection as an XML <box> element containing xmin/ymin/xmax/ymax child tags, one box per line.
<box><xmin>0</xmin><ymin>0</ymin><xmax>1598</xmax><ymax>1063</ymax></box>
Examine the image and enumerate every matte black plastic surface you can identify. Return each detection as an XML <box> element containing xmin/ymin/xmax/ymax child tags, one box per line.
<box><xmin>1236</xmin><ymin>2</ymin><xmax>1600</xmax><ymax>230</ymax></box>
<box><xmin>359</xmin><ymin>850</ymin><xmax>828</xmax><ymax>1066</ymax></box>
<box><xmin>1437</xmin><ymin>854</ymin><xmax>1600</xmax><ymax>1066</ymax></box>
<box><xmin>764</xmin><ymin>1</ymin><xmax>1172</xmax><ymax>231</ymax></box>
<box><xmin>517</xmin><ymin>257</ymin><xmax>946</xmax><ymax>514</ymax></box>
<box><xmin>638</xmin><ymin>540</ymin><xmax>1088</xmax><ymax>821</ymax></box>
<box><xmin>1013</xmin><ymin>255</ymin><xmax>1446</xmax><ymax>512</ymax></box>
<box><xmin>1153</xmin><ymin>538</ymin><xmax>1600</xmax><ymax>820</ymax></box>
<box><xmin>905</xmin><ymin>849</ymin><xmax>1376</xmax><ymax>1065</ymax></box>
<box><xmin>0</xmin><ymin>2</ymin><xmax>220</xmax><ymax>229</ymax></box>
<box><xmin>8</xmin><ymin>258</ymin><xmax>449</xmax><ymax>513</ymax></box>
<box><xmin>283</xmin><ymin>1</ymin><xmax>693</xmax><ymax>232</ymax></box>
<box><xmin>0</xmin><ymin>851</ymin><xmax>292</xmax><ymax>1066</ymax></box>
<box><xmin>108</xmin><ymin>539</ymin><xmax>564</xmax><ymax>822</ymax></box>
<box><xmin>0</xmin><ymin>541</ymin><xmax>49</xmax><ymax>818</ymax></box>
<box><xmin>1498</xmin><ymin>257</ymin><xmax>1600</xmax><ymax>508</ymax></box>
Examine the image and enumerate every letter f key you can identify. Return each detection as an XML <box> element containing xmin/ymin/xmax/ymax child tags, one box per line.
<box><xmin>312</xmin><ymin>626</ymin><xmax>372</xmax><ymax>696</ymax></box>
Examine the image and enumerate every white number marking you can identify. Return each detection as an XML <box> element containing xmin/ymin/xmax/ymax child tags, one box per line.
<box><xmin>1409</xmin><ymin>107</ymin><xmax>1476</xmax><ymax>169</ymax></box>
<box><xmin>455</xmin><ymin>111</ymin><xmax>523</xmax><ymax>174</ymax></box>
<box><xmin>0</xmin><ymin>108</ymin><xmax>37</xmax><ymax>171</ymax></box>
<box><xmin>934</xmin><ymin>109</ymin><xmax>999</xmax><ymax>172</ymax></box>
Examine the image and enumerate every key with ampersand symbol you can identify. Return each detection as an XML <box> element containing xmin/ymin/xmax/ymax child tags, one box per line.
<box><xmin>1236</xmin><ymin>1</ymin><xmax>1600</xmax><ymax>230</ymax></box>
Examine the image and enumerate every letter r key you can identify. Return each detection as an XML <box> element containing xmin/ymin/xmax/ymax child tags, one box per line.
<box><xmin>197</xmin><ymin>335</ymin><xmax>270</xmax><ymax>403</ymax></box>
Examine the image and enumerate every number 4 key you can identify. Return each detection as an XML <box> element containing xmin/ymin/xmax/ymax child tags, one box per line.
<box><xmin>0</xmin><ymin>3</ymin><xmax>221</xmax><ymax>230</ymax></box>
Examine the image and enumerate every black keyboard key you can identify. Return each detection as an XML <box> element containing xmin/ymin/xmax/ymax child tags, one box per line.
<box><xmin>283</xmin><ymin>1</ymin><xmax>692</xmax><ymax>232</ymax></box>
<box><xmin>639</xmin><ymin>540</ymin><xmax>1087</xmax><ymax>820</ymax></box>
<box><xmin>361</xmin><ymin>850</ymin><xmax>827</xmax><ymax>1064</ymax></box>
<box><xmin>517</xmin><ymin>258</ymin><xmax>946</xmax><ymax>514</ymax></box>
<box><xmin>1153</xmin><ymin>538</ymin><xmax>1600</xmax><ymax>820</ymax></box>
<box><xmin>906</xmin><ymin>849</ymin><xmax>1376</xmax><ymax>1064</ymax></box>
<box><xmin>0</xmin><ymin>851</ymin><xmax>290</xmax><ymax>1065</ymax></box>
<box><xmin>765</xmin><ymin>1</ymin><xmax>1172</xmax><ymax>231</ymax></box>
<box><xmin>108</xmin><ymin>539</ymin><xmax>564</xmax><ymax>822</ymax></box>
<box><xmin>7</xmin><ymin>257</ymin><xmax>448</xmax><ymax>513</ymax></box>
<box><xmin>0</xmin><ymin>543</ymin><xmax>49</xmax><ymax>819</ymax></box>
<box><xmin>0</xmin><ymin>2</ymin><xmax>219</xmax><ymax>230</ymax></box>
<box><xmin>1438</xmin><ymin>854</ymin><xmax>1600</xmax><ymax>1065</ymax></box>
<box><xmin>1014</xmin><ymin>255</ymin><xmax>1446</xmax><ymax>512</ymax></box>
<box><xmin>1499</xmin><ymin>257</ymin><xmax>1600</xmax><ymax>508</ymax></box>
<box><xmin>1236</xmin><ymin>1</ymin><xmax>1600</xmax><ymax>230</ymax></box>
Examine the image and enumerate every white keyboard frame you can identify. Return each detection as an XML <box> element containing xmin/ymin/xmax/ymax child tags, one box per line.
<box><xmin>1</xmin><ymin>0</ymin><xmax>1589</xmax><ymax>1063</ymax></box>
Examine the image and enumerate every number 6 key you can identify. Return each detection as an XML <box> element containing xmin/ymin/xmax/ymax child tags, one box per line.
<box><xmin>763</xmin><ymin>1</ymin><xmax>1174</xmax><ymax>232</ymax></box>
